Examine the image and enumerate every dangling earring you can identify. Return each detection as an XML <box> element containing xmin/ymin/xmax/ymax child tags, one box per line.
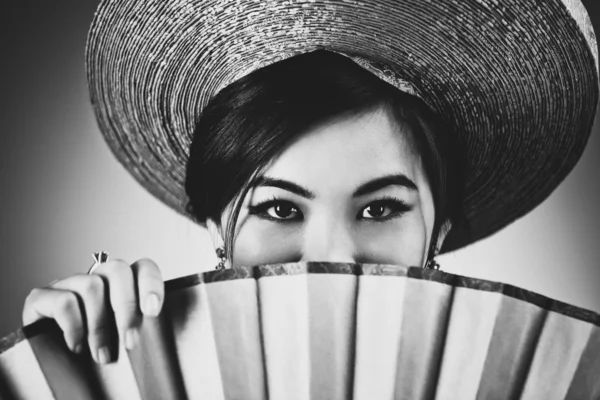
<box><xmin>424</xmin><ymin>219</ymin><xmax>451</xmax><ymax>271</ymax></box>
<box><xmin>215</xmin><ymin>247</ymin><xmax>227</xmax><ymax>270</ymax></box>
<box><xmin>425</xmin><ymin>258</ymin><xmax>441</xmax><ymax>270</ymax></box>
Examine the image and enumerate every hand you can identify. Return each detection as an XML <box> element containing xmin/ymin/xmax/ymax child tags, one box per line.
<box><xmin>22</xmin><ymin>258</ymin><xmax>164</xmax><ymax>364</ymax></box>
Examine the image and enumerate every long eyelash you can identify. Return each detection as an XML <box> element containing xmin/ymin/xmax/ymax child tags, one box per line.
<box><xmin>247</xmin><ymin>196</ymin><xmax>279</xmax><ymax>215</ymax></box>
<box><xmin>361</xmin><ymin>196</ymin><xmax>413</xmax><ymax>222</ymax></box>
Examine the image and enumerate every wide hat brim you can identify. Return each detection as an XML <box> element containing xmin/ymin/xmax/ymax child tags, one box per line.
<box><xmin>86</xmin><ymin>0</ymin><xmax>599</xmax><ymax>254</ymax></box>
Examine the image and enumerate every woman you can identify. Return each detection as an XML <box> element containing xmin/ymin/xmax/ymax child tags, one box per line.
<box><xmin>20</xmin><ymin>0</ymin><xmax>599</xmax><ymax>369</ymax></box>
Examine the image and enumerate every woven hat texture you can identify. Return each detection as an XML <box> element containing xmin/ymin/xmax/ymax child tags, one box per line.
<box><xmin>86</xmin><ymin>0</ymin><xmax>599</xmax><ymax>253</ymax></box>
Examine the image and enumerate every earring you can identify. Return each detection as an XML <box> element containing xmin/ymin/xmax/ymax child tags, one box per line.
<box><xmin>215</xmin><ymin>247</ymin><xmax>227</xmax><ymax>270</ymax></box>
<box><xmin>425</xmin><ymin>258</ymin><xmax>441</xmax><ymax>270</ymax></box>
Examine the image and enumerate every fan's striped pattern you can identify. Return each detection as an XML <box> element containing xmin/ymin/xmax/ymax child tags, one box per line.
<box><xmin>1</xmin><ymin>263</ymin><xmax>599</xmax><ymax>399</ymax></box>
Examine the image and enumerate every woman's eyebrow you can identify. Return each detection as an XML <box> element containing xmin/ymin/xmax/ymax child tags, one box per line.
<box><xmin>251</xmin><ymin>176</ymin><xmax>316</xmax><ymax>199</ymax></box>
<box><xmin>353</xmin><ymin>173</ymin><xmax>418</xmax><ymax>197</ymax></box>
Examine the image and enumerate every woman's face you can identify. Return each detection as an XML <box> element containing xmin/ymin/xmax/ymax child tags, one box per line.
<box><xmin>216</xmin><ymin>107</ymin><xmax>436</xmax><ymax>268</ymax></box>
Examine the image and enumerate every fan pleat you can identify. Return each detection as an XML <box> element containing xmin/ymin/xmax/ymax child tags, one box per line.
<box><xmin>305</xmin><ymin>274</ymin><xmax>356</xmax><ymax>400</ymax></box>
<box><xmin>520</xmin><ymin>312</ymin><xmax>594</xmax><ymax>399</ymax></box>
<box><xmin>92</xmin><ymin>343</ymin><xmax>142</xmax><ymax>400</ymax></box>
<box><xmin>0</xmin><ymin>340</ymin><xmax>54</xmax><ymax>399</ymax></box>
<box><xmin>393</xmin><ymin>278</ymin><xmax>454</xmax><ymax>400</ymax></box>
<box><xmin>434</xmin><ymin>288</ymin><xmax>504</xmax><ymax>398</ymax></box>
<box><xmin>127</xmin><ymin>314</ymin><xmax>187</xmax><ymax>399</ymax></box>
<box><xmin>258</xmin><ymin>273</ymin><xmax>311</xmax><ymax>400</ymax></box>
<box><xmin>28</xmin><ymin>325</ymin><xmax>106</xmax><ymax>399</ymax></box>
<box><xmin>353</xmin><ymin>274</ymin><xmax>408</xmax><ymax>400</ymax></box>
<box><xmin>564</xmin><ymin>326</ymin><xmax>600</xmax><ymax>399</ymax></box>
<box><xmin>474</xmin><ymin>296</ymin><xmax>547</xmax><ymax>400</ymax></box>
<box><xmin>164</xmin><ymin>284</ymin><xmax>224</xmax><ymax>400</ymax></box>
<box><xmin>205</xmin><ymin>279</ymin><xmax>266</xmax><ymax>400</ymax></box>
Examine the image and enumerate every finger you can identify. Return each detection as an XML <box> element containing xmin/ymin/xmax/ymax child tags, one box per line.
<box><xmin>92</xmin><ymin>259</ymin><xmax>141</xmax><ymax>350</ymax></box>
<box><xmin>51</xmin><ymin>274</ymin><xmax>114</xmax><ymax>364</ymax></box>
<box><xmin>131</xmin><ymin>258</ymin><xmax>164</xmax><ymax>317</ymax></box>
<box><xmin>23</xmin><ymin>287</ymin><xmax>85</xmax><ymax>354</ymax></box>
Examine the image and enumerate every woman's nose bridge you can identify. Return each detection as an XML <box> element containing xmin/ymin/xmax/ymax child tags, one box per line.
<box><xmin>301</xmin><ymin>215</ymin><xmax>356</xmax><ymax>262</ymax></box>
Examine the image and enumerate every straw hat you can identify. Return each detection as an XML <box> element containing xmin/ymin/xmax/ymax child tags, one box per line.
<box><xmin>86</xmin><ymin>0</ymin><xmax>598</xmax><ymax>253</ymax></box>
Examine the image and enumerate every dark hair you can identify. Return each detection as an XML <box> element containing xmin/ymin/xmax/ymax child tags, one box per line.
<box><xmin>185</xmin><ymin>50</ymin><xmax>463</xmax><ymax>261</ymax></box>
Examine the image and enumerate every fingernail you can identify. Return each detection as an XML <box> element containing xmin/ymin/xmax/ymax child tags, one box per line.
<box><xmin>97</xmin><ymin>346</ymin><xmax>111</xmax><ymax>364</ymax></box>
<box><xmin>125</xmin><ymin>329</ymin><xmax>138</xmax><ymax>350</ymax></box>
<box><xmin>144</xmin><ymin>294</ymin><xmax>160</xmax><ymax>316</ymax></box>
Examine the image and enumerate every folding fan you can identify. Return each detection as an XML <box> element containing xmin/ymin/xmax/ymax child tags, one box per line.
<box><xmin>1</xmin><ymin>262</ymin><xmax>599</xmax><ymax>400</ymax></box>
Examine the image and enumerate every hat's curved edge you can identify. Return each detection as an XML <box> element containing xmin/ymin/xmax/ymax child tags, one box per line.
<box><xmin>562</xmin><ymin>0</ymin><xmax>599</xmax><ymax>75</ymax></box>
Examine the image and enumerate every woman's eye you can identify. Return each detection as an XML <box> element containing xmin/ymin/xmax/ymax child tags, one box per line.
<box><xmin>360</xmin><ymin>199</ymin><xmax>411</xmax><ymax>220</ymax></box>
<box><xmin>248</xmin><ymin>200</ymin><xmax>302</xmax><ymax>221</ymax></box>
<box><xmin>267</xmin><ymin>202</ymin><xmax>300</xmax><ymax>219</ymax></box>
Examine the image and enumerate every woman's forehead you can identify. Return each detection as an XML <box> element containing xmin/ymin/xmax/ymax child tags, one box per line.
<box><xmin>262</xmin><ymin>108</ymin><xmax>422</xmax><ymax>192</ymax></box>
